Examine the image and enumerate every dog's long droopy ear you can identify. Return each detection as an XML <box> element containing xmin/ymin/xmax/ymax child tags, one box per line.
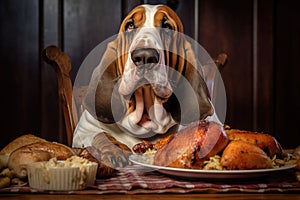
<box><xmin>83</xmin><ymin>39</ymin><xmax>126</xmax><ymax>123</ymax></box>
<box><xmin>167</xmin><ymin>36</ymin><xmax>214</xmax><ymax>125</ymax></box>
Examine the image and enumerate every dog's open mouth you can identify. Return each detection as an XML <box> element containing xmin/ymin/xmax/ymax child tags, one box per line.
<box><xmin>135</xmin><ymin>86</ymin><xmax>154</xmax><ymax>128</ymax></box>
<box><xmin>129</xmin><ymin>84</ymin><xmax>168</xmax><ymax>128</ymax></box>
<box><xmin>117</xmin><ymin>83</ymin><xmax>176</xmax><ymax>137</ymax></box>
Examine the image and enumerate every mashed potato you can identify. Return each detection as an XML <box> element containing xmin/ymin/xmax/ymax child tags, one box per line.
<box><xmin>27</xmin><ymin>156</ymin><xmax>98</xmax><ymax>190</ymax></box>
<box><xmin>45</xmin><ymin>156</ymin><xmax>93</xmax><ymax>168</ymax></box>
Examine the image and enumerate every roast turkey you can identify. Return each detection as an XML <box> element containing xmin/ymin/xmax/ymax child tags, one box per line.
<box><xmin>153</xmin><ymin>120</ymin><xmax>229</xmax><ymax>169</ymax></box>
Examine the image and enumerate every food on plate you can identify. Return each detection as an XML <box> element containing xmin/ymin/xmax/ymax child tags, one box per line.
<box><xmin>132</xmin><ymin>140</ymin><xmax>155</xmax><ymax>154</ymax></box>
<box><xmin>220</xmin><ymin>140</ymin><xmax>273</xmax><ymax>169</ymax></box>
<box><xmin>132</xmin><ymin>120</ymin><xmax>296</xmax><ymax>170</ymax></box>
<box><xmin>202</xmin><ymin>155</ymin><xmax>223</xmax><ymax>170</ymax></box>
<box><xmin>153</xmin><ymin>120</ymin><xmax>229</xmax><ymax>169</ymax></box>
<box><xmin>153</xmin><ymin>134</ymin><xmax>175</xmax><ymax>151</ymax></box>
<box><xmin>225</xmin><ymin>129</ymin><xmax>283</xmax><ymax>157</ymax></box>
<box><xmin>132</xmin><ymin>134</ymin><xmax>175</xmax><ymax>154</ymax></box>
<box><xmin>27</xmin><ymin>156</ymin><xmax>98</xmax><ymax>191</ymax></box>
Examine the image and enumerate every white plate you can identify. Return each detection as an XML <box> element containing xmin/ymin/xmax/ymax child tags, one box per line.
<box><xmin>129</xmin><ymin>154</ymin><xmax>296</xmax><ymax>179</ymax></box>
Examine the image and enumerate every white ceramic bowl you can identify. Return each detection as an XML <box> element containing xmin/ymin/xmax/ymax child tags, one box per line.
<box><xmin>27</xmin><ymin>156</ymin><xmax>98</xmax><ymax>191</ymax></box>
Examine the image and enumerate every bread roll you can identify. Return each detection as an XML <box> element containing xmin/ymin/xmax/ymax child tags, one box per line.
<box><xmin>0</xmin><ymin>134</ymin><xmax>45</xmax><ymax>169</ymax></box>
<box><xmin>8</xmin><ymin>141</ymin><xmax>75</xmax><ymax>178</ymax></box>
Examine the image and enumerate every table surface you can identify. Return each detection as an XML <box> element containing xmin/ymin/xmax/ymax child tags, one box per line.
<box><xmin>1</xmin><ymin>150</ymin><xmax>299</xmax><ymax>199</ymax></box>
<box><xmin>1</xmin><ymin>164</ymin><xmax>300</xmax><ymax>198</ymax></box>
<box><xmin>1</xmin><ymin>193</ymin><xmax>300</xmax><ymax>200</ymax></box>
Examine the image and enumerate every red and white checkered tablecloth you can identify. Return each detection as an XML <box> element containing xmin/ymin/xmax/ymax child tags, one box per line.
<box><xmin>1</xmin><ymin>165</ymin><xmax>300</xmax><ymax>194</ymax></box>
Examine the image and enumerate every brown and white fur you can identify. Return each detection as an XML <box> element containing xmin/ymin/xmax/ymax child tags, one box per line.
<box><xmin>72</xmin><ymin>4</ymin><xmax>220</xmax><ymax>168</ymax></box>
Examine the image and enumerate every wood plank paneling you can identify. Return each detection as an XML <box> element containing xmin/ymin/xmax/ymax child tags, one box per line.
<box><xmin>0</xmin><ymin>0</ymin><xmax>299</xmax><ymax>149</ymax></box>
<box><xmin>122</xmin><ymin>0</ymin><xmax>143</xmax><ymax>19</ymax></box>
<box><xmin>275</xmin><ymin>0</ymin><xmax>300</xmax><ymax>148</ymax></box>
<box><xmin>63</xmin><ymin>0</ymin><xmax>122</xmax><ymax>82</ymax></box>
<box><xmin>40</xmin><ymin>0</ymin><xmax>64</xmax><ymax>142</ymax></box>
<box><xmin>198</xmin><ymin>0</ymin><xmax>254</xmax><ymax>130</ymax></box>
<box><xmin>0</xmin><ymin>0</ymin><xmax>41</xmax><ymax>148</ymax></box>
<box><xmin>255</xmin><ymin>0</ymin><xmax>275</xmax><ymax>134</ymax></box>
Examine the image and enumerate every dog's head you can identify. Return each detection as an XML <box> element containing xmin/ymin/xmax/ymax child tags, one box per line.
<box><xmin>84</xmin><ymin>4</ymin><xmax>215</xmax><ymax>138</ymax></box>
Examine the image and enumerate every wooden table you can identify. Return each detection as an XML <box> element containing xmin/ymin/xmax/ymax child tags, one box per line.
<box><xmin>1</xmin><ymin>193</ymin><xmax>300</xmax><ymax>200</ymax></box>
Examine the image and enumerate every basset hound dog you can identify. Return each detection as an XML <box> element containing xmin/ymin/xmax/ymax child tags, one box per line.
<box><xmin>72</xmin><ymin>4</ymin><xmax>223</xmax><ymax>168</ymax></box>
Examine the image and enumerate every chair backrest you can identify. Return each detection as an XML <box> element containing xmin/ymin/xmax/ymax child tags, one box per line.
<box><xmin>42</xmin><ymin>45</ymin><xmax>227</xmax><ymax>147</ymax></box>
<box><xmin>42</xmin><ymin>45</ymin><xmax>78</xmax><ymax>146</ymax></box>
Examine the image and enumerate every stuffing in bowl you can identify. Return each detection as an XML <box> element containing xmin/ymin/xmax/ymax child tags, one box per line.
<box><xmin>27</xmin><ymin>156</ymin><xmax>98</xmax><ymax>191</ymax></box>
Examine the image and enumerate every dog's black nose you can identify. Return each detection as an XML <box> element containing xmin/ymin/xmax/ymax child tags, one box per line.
<box><xmin>131</xmin><ymin>48</ymin><xmax>159</xmax><ymax>66</ymax></box>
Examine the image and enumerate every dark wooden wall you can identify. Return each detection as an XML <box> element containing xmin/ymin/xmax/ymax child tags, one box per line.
<box><xmin>0</xmin><ymin>0</ymin><xmax>299</xmax><ymax>149</ymax></box>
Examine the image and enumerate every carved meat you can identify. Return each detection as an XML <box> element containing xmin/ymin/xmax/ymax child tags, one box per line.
<box><xmin>154</xmin><ymin>120</ymin><xmax>229</xmax><ymax>169</ymax></box>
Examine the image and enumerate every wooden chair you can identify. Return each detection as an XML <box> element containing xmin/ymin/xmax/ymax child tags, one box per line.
<box><xmin>42</xmin><ymin>45</ymin><xmax>227</xmax><ymax>147</ymax></box>
<box><xmin>42</xmin><ymin>45</ymin><xmax>77</xmax><ymax>146</ymax></box>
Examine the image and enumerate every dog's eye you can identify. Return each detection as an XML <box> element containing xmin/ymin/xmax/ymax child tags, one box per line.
<box><xmin>162</xmin><ymin>18</ymin><xmax>173</xmax><ymax>31</ymax></box>
<box><xmin>125</xmin><ymin>21</ymin><xmax>135</xmax><ymax>32</ymax></box>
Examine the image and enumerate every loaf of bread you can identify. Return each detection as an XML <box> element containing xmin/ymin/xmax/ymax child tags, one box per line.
<box><xmin>8</xmin><ymin>141</ymin><xmax>75</xmax><ymax>178</ymax></box>
<box><xmin>0</xmin><ymin>134</ymin><xmax>75</xmax><ymax>178</ymax></box>
<box><xmin>0</xmin><ymin>134</ymin><xmax>46</xmax><ymax>169</ymax></box>
<box><xmin>1</xmin><ymin>134</ymin><xmax>117</xmax><ymax>179</ymax></box>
